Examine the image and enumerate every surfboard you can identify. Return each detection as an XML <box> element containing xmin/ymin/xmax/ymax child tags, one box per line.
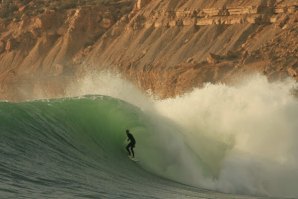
<box><xmin>128</xmin><ymin>156</ymin><xmax>139</xmax><ymax>162</ymax></box>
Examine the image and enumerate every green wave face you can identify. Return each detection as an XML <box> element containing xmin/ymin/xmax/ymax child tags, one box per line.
<box><xmin>0</xmin><ymin>95</ymin><xmax>214</xmax><ymax>198</ymax></box>
<box><xmin>0</xmin><ymin>96</ymin><xmax>143</xmax><ymax>197</ymax></box>
<box><xmin>0</xmin><ymin>96</ymin><xmax>140</xmax><ymax>157</ymax></box>
<box><xmin>0</xmin><ymin>96</ymin><xmax>148</xmax><ymax>171</ymax></box>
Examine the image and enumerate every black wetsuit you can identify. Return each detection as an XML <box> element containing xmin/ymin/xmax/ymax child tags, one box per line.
<box><xmin>126</xmin><ymin>132</ymin><xmax>136</xmax><ymax>157</ymax></box>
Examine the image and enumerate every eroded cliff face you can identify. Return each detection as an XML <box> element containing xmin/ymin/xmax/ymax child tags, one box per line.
<box><xmin>0</xmin><ymin>0</ymin><xmax>297</xmax><ymax>100</ymax></box>
<box><xmin>0</xmin><ymin>0</ymin><xmax>134</xmax><ymax>100</ymax></box>
<box><xmin>86</xmin><ymin>0</ymin><xmax>298</xmax><ymax>98</ymax></box>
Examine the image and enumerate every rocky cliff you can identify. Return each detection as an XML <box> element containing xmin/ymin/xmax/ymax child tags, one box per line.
<box><xmin>86</xmin><ymin>0</ymin><xmax>298</xmax><ymax>97</ymax></box>
<box><xmin>0</xmin><ymin>0</ymin><xmax>134</xmax><ymax>100</ymax></box>
<box><xmin>0</xmin><ymin>0</ymin><xmax>297</xmax><ymax>100</ymax></box>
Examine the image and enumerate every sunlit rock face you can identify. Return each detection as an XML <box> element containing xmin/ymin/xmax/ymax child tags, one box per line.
<box><xmin>0</xmin><ymin>0</ymin><xmax>297</xmax><ymax>100</ymax></box>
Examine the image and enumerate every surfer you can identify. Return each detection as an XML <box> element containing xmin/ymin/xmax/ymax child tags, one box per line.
<box><xmin>126</xmin><ymin>129</ymin><xmax>136</xmax><ymax>158</ymax></box>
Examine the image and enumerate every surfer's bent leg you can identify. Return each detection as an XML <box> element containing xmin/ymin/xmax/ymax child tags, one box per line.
<box><xmin>131</xmin><ymin>144</ymin><xmax>135</xmax><ymax>158</ymax></box>
<box><xmin>126</xmin><ymin>143</ymin><xmax>132</xmax><ymax>156</ymax></box>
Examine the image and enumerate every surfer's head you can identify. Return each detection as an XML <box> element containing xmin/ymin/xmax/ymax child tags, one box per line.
<box><xmin>126</xmin><ymin>129</ymin><xmax>129</xmax><ymax>134</ymax></box>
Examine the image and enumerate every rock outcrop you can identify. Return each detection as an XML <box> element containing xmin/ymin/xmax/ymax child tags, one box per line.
<box><xmin>128</xmin><ymin>1</ymin><xmax>297</xmax><ymax>28</ymax></box>
<box><xmin>0</xmin><ymin>0</ymin><xmax>297</xmax><ymax>100</ymax></box>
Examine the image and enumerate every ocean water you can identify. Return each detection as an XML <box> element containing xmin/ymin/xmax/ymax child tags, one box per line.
<box><xmin>0</xmin><ymin>74</ymin><xmax>297</xmax><ymax>199</ymax></box>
